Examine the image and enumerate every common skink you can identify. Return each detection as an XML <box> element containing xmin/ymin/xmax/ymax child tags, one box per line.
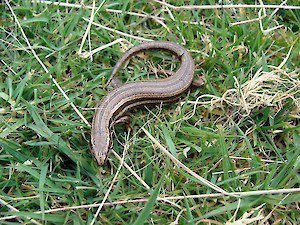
<box><xmin>91</xmin><ymin>41</ymin><xmax>195</xmax><ymax>165</ymax></box>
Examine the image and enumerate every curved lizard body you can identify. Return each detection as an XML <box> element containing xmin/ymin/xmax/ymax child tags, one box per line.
<box><xmin>91</xmin><ymin>41</ymin><xmax>195</xmax><ymax>165</ymax></box>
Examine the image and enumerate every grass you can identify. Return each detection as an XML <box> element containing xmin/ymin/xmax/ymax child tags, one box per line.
<box><xmin>1</xmin><ymin>0</ymin><xmax>300</xmax><ymax>224</ymax></box>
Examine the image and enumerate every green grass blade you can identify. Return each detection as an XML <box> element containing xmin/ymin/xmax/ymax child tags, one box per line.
<box><xmin>39</xmin><ymin>164</ymin><xmax>48</xmax><ymax>220</ymax></box>
<box><xmin>161</xmin><ymin>123</ymin><xmax>177</xmax><ymax>156</ymax></box>
<box><xmin>184</xmin><ymin>196</ymin><xmax>195</xmax><ymax>225</ymax></box>
<box><xmin>0</xmin><ymin>138</ymin><xmax>29</xmax><ymax>163</ymax></box>
<box><xmin>20</xmin><ymin>16</ymin><xmax>49</xmax><ymax>25</ymax></box>
<box><xmin>24</xmin><ymin>101</ymin><xmax>93</xmax><ymax>172</ymax></box>
<box><xmin>132</xmin><ymin>172</ymin><xmax>164</xmax><ymax>225</ymax></box>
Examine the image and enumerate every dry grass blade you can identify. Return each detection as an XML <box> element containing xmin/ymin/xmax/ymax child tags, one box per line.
<box><xmin>141</xmin><ymin>127</ymin><xmax>236</xmax><ymax>197</ymax></box>
<box><xmin>0</xmin><ymin>199</ymin><xmax>41</xmax><ymax>224</ymax></box>
<box><xmin>154</xmin><ymin>0</ymin><xmax>300</xmax><ymax>10</ymax></box>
